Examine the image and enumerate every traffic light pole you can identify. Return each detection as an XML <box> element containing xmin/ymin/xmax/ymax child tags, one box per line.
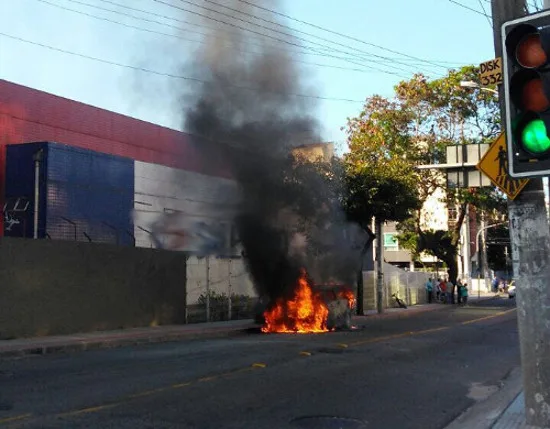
<box><xmin>492</xmin><ymin>1</ymin><xmax>550</xmax><ymax>425</ymax></box>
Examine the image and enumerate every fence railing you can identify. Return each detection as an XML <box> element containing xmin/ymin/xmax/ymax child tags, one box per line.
<box><xmin>186</xmin><ymin>258</ymin><xmax>434</xmax><ymax>323</ymax></box>
<box><xmin>362</xmin><ymin>263</ymin><xmax>432</xmax><ymax>311</ymax></box>
<box><xmin>185</xmin><ymin>255</ymin><xmax>257</xmax><ymax>323</ymax></box>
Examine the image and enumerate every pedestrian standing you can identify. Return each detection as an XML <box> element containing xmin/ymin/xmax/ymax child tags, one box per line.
<box><xmin>456</xmin><ymin>279</ymin><xmax>463</xmax><ymax>305</ymax></box>
<box><xmin>425</xmin><ymin>277</ymin><xmax>433</xmax><ymax>304</ymax></box>
<box><xmin>461</xmin><ymin>283</ymin><xmax>469</xmax><ymax>306</ymax></box>
<box><xmin>446</xmin><ymin>278</ymin><xmax>454</xmax><ymax>304</ymax></box>
<box><xmin>439</xmin><ymin>278</ymin><xmax>447</xmax><ymax>304</ymax></box>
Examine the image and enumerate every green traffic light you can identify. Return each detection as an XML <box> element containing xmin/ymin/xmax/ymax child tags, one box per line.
<box><xmin>521</xmin><ymin>119</ymin><xmax>550</xmax><ymax>154</ymax></box>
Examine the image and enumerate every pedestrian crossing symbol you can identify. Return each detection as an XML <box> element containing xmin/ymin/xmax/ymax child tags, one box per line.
<box><xmin>477</xmin><ymin>132</ymin><xmax>529</xmax><ymax>200</ymax></box>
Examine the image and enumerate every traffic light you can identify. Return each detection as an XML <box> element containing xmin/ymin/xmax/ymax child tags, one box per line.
<box><xmin>502</xmin><ymin>10</ymin><xmax>550</xmax><ymax>178</ymax></box>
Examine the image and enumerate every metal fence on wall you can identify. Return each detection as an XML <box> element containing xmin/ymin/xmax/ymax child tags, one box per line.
<box><xmin>363</xmin><ymin>263</ymin><xmax>432</xmax><ymax>311</ymax></box>
<box><xmin>186</xmin><ymin>258</ymin><xmax>434</xmax><ymax>323</ymax></box>
<box><xmin>185</xmin><ymin>256</ymin><xmax>258</xmax><ymax>323</ymax></box>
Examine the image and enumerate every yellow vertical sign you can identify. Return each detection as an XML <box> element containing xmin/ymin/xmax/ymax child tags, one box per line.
<box><xmin>477</xmin><ymin>133</ymin><xmax>529</xmax><ymax>200</ymax></box>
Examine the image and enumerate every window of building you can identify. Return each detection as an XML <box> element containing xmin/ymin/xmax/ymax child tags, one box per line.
<box><xmin>384</xmin><ymin>233</ymin><xmax>399</xmax><ymax>251</ymax></box>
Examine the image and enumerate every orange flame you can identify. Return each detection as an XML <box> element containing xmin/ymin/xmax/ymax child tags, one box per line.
<box><xmin>261</xmin><ymin>269</ymin><xmax>329</xmax><ymax>334</ymax></box>
<box><xmin>336</xmin><ymin>287</ymin><xmax>356</xmax><ymax>309</ymax></box>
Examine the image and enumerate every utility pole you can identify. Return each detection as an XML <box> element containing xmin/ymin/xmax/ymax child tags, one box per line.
<box><xmin>492</xmin><ymin>0</ymin><xmax>550</xmax><ymax>425</ymax></box>
<box><xmin>375</xmin><ymin>219</ymin><xmax>384</xmax><ymax>314</ymax></box>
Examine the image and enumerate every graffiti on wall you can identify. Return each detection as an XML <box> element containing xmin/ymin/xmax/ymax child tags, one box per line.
<box><xmin>134</xmin><ymin>210</ymin><xmax>241</xmax><ymax>257</ymax></box>
<box><xmin>2</xmin><ymin>197</ymin><xmax>30</xmax><ymax>235</ymax></box>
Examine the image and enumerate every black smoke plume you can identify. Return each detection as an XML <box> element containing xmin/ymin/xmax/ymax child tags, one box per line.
<box><xmin>181</xmin><ymin>0</ymin><xmax>361</xmax><ymax>301</ymax></box>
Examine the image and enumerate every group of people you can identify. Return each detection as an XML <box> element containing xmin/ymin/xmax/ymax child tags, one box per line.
<box><xmin>425</xmin><ymin>277</ymin><xmax>468</xmax><ymax>305</ymax></box>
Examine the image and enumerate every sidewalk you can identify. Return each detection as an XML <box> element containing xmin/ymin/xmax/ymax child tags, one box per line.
<box><xmin>492</xmin><ymin>392</ymin><xmax>549</xmax><ymax>429</ymax></box>
<box><xmin>444</xmin><ymin>369</ymin><xmax>549</xmax><ymax>429</ymax></box>
<box><xmin>0</xmin><ymin>295</ymin><xmax>497</xmax><ymax>359</ymax></box>
<box><xmin>0</xmin><ymin>319</ymin><xmax>255</xmax><ymax>358</ymax></box>
<box><xmin>355</xmin><ymin>292</ymin><xmax>497</xmax><ymax>320</ymax></box>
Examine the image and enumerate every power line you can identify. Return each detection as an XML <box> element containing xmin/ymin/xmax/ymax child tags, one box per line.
<box><xmin>477</xmin><ymin>0</ymin><xmax>493</xmax><ymax>26</ymax></box>
<box><xmin>151</xmin><ymin>0</ymin><xmax>425</xmax><ymax>78</ymax></box>
<box><xmin>44</xmin><ymin>0</ymin><xmax>471</xmax><ymax>67</ymax></box>
<box><xmin>49</xmin><ymin>0</ymin><xmax>417</xmax><ymax>78</ymax></box>
<box><xmin>0</xmin><ymin>31</ymin><xmax>367</xmax><ymax>103</ymax></box>
<box><xmin>448</xmin><ymin>0</ymin><xmax>492</xmax><ymax>19</ymax></box>
<box><xmin>92</xmin><ymin>0</ymin><xmax>309</xmax><ymax>56</ymax></box>
<box><xmin>183</xmin><ymin>0</ymin><xmax>446</xmax><ymax>74</ymax></box>
<box><xmin>35</xmin><ymin>0</ymin><xmax>388</xmax><ymax>75</ymax></box>
<box><xmin>233</xmin><ymin>0</ymin><xmax>453</xmax><ymax>69</ymax></box>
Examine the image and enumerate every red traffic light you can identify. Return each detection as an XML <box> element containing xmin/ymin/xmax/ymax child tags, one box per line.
<box><xmin>517</xmin><ymin>33</ymin><xmax>547</xmax><ymax>68</ymax></box>
<box><xmin>506</xmin><ymin>24</ymin><xmax>550</xmax><ymax>68</ymax></box>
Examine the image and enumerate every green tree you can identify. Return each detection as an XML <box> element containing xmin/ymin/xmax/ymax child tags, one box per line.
<box><xmin>344</xmin><ymin>65</ymin><xmax>505</xmax><ymax>284</ymax></box>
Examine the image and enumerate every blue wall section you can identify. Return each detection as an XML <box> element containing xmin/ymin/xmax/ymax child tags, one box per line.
<box><xmin>4</xmin><ymin>142</ymin><xmax>134</xmax><ymax>245</ymax></box>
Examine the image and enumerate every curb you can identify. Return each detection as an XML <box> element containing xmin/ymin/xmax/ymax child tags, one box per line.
<box><xmin>0</xmin><ymin>325</ymin><xmax>254</xmax><ymax>359</ymax></box>
<box><xmin>0</xmin><ymin>296</ymin><xmax>500</xmax><ymax>359</ymax></box>
<box><xmin>442</xmin><ymin>366</ymin><xmax>523</xmax><ymax>429</ymax></box>
<box><xmin>353</xmin><ymin>304</ymin><xmax>447</xmax><ymax>322</ymax></box>
<box><xmin>351</xmin><ymin>294</ymin><xmax>500</xmax><ymax>323</ymax></box>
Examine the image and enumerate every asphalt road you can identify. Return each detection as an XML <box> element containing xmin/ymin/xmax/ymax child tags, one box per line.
<box><xmin>0</xmin><ymin>297</ymin><xmax>519</xmax><ymax>429</ymax></box>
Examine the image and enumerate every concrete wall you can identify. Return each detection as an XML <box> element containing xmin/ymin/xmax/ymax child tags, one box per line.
<box><xmin>0</xmin><ymin>237</ymin><xmax>187</xmax><ymax>339</ymax></box>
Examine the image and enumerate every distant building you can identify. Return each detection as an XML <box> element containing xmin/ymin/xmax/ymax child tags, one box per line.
<box><xmin>291</xmin><ymin>142</ymin><xmax>335</xmax><ymax>163</ymax></box>
<box><xmin>383</xmin><ymin>173</ymin><xmax>449</xmax><ymax>271</ymax></box>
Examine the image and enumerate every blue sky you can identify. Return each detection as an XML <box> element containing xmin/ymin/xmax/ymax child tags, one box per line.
<box><xmin>0</xmin><ymin>0</ymin><xmax>540</xmax><ymax>149</ymax></box>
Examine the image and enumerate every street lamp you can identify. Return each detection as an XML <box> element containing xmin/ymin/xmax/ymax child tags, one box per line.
<box><xmin>459</xmin><ymin>80</ymin><xmax>499</xmax><ymax>95</ymax></box>
<box><xmin>474</xmin><ymin>221</ymin><xmax>507</xmax><ymax>298</ymax></box>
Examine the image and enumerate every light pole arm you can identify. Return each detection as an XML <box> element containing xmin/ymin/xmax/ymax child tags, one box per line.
<box><xmin>480</xmin><ymin>87</ymin><xmax>499</xmax><ymax>95</ymax></box>
<box><xmin>475</xmin><ymin>221</ymin><xmax>507</xmax><ymax>245</ymax></box>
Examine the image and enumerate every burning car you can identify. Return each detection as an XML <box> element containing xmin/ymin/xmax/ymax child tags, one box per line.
<box><xmin>315</xmin><ymin>284</ymin><xmax>355</xmax><ymax>331</ymax></box>
<box><xmin>255</xmin><ymin>269</ymin><xmax>355</xmax><ymax>333</ymax></box>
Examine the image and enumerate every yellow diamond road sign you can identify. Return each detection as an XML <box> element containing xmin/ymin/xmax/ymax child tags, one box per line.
<box><xmin>477</xmin><ymin>132</ymin><xmax>529</xmax><ymax>200</ymax></box>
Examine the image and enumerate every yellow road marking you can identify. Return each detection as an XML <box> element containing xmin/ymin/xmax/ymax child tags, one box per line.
<box><xmin>461</xmin><ymin>308</ymin><xmax>517</xmax><ymax>325</ymax></box>
<box><xmin>346</xmin><ymin>309</ymin><xmax>515</xmax><ymax>347</ymax></box>
<box><xmin>252</xmin><ymin>363</ymin><xmax>267</xmax><ymax>368</ymax></box>
<box><xmin>299</xmin><ymin>351</ymin><xmax>312</xmax><ymax>356</ymax></box>
<box><xmin>217</xmin><ymin>367</ymin><xmax>255</xmax><ymax>379</ymax></box>
<box><xmin>127</xmin><ymin>387</ymin><xmax>168</xmax><ymax>399</ymax></box>
<box><xmin>0</xmin><ymin>414</ymin><xmax>31</xmax><ymax>424</ymax></box>
<box><xmin>348</xmin><ymin>332</ymin><xmax>411</xmax><ymax>347</ymax></box>
<box><xmin>172</xmin><ymin>382</ymin><xmax>192</xmax><ymax>388</ymax></box>
<box><xmin>337</xmin><ymin>343</ymin><xmax>348</xmax><ymax>348</ymax></box>
<box><xmin>57</xmin><ymin>403</ymin><xmax>118</xmax><ymax>418</ymax></box>
<box><xmin>197</xmin><ymin>376</ymin><xmax>217</xmax><ymax>382</ymax></box>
